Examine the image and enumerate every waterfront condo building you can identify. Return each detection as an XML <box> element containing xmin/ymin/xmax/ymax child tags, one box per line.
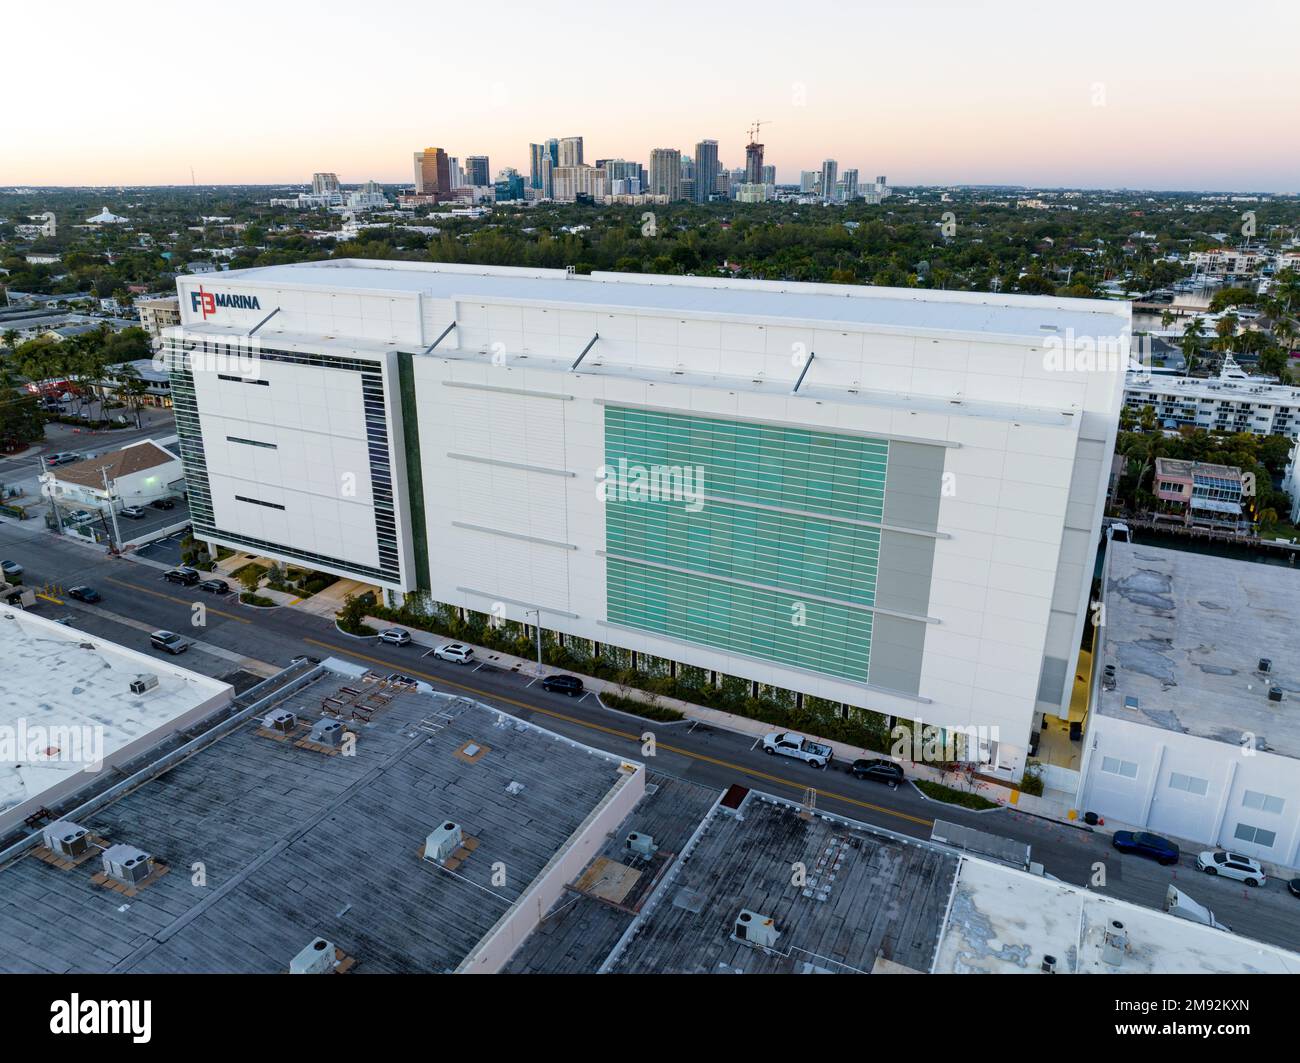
<box><xmin>165</xmin><ymin>261</ymin><xmax>1128</xmax><ymax>779</ymax></box>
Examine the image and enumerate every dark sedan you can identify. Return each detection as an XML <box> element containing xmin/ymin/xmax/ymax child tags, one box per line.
<box><xmin>66</xmin><ymin>586</ymin><xmax>101</xmax><ymax>603</ymax></box>
<box><xmin>198</xmin><ymin>579</ymin><xmax>230</xmax><ymax>594</ymax></box>
<box><xmin>1112</xmin><ymin>831</ymin><xmax>1180</xmax><ymax>865</ymax></box>
<box><xmin>850</xmin><ymin>758</ymin><xmax>905</xmax><ymax>785</ymax></box>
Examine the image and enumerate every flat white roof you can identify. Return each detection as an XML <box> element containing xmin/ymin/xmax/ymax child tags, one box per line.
<box><xmin>1100</xmin><ymin>542</ymin><xmax>1300</xmax><ymax>760</ymax></box>
<box><xmin>0</xmin><ymin>610</ymin><xmax>232</xmax><ymax>820</ymax></box>
<box><xmin>197</xmin><ymin>259</ymin><xmax>1131</xmax><ymax>343</ymax></box>
<box><xmin>934</xmin><ymin>857</ymin><xmax>1300</xmax><ymax>973</ymax></box>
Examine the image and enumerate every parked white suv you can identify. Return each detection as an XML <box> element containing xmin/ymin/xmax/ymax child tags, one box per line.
<box><xmin>1196</xmin><ymin>849</ymin><xmax>1266</xmax><ymax>886</ymax></box>
<box><xmin>433</xmin><ymin>643</ymin><xmax>474</xmax><ymax>664</ymax></box>
<box><xmin>377</xmin><ymin>628</ymin><xmax>411</xmax><ymax>646</ymax></box>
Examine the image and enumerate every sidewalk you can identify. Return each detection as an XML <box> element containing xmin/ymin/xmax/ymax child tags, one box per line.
<box><xmin>359</xmin><ymin>613</ymin><xmax>1073</xmax><ymax>820</ymax></box>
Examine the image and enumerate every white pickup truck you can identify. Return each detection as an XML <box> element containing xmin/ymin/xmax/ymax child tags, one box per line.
<box><xmin>761</xmin><ymin>731</ymin><xmax>833</xmax><ymax>769</ymax></box>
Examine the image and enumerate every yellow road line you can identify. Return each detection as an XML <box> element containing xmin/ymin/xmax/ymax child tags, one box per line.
<box><xmin>302</xmin><ymin>636</ymin><xmax>933</xmax><ymax>828</ymax></box>
<box><xmin>106</xmin><ymin>577</ymin><xmax>252</xmax><ymax>625</ymax></box>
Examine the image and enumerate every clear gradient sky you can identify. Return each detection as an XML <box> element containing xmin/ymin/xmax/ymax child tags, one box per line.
<box><xmin>3</xmin><ymin>0</ymin><xmax>1297</xmax><ymax>191</ymax></box>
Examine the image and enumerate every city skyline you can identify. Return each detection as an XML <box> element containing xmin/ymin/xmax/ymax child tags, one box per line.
<box><xmin>4</xmin><ymin>0</ymin><xmax>1298</xmax><ymax>192</ymax></box>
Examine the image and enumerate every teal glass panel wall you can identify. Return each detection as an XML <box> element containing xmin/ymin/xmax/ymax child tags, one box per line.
<box><xmin>604</xmin><ymin>407</ymin><xmax>889</xmax><ymax>684</ymax></box>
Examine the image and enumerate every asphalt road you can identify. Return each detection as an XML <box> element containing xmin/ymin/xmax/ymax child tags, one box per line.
<box><xmin>3</xmin><ymin>520</ymin><xmax>1298</xmax><ymax>954</ymax></box>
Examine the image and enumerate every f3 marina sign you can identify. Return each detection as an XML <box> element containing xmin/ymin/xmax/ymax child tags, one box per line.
<box><xmin>190</xmin><ymin>285</ymin><xmax>262</xmax><ymax>319</ymax></box>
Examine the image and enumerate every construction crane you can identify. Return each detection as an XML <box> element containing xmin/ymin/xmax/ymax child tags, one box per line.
<box><xmin>747</xmin><ymin>119</ymin><xmax>771</xmax><ymax>144</ymax></box>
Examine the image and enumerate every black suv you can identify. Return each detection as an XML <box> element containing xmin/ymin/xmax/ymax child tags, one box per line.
<box><xmin>163</xmin><ymin>567</ymin><xmax>200</xmax><ymax>586</ymax></box>
<box><xmin>851</xmin><ymin>758</ymin><xmax>906</xmax><ymax>785</ymax></box>
<box><xmin>541</xmin><ymin>674</ymin><xmax>585</xmax><ymax>696</ymax></box>
<box><xmin>198</xmin><ymin>579</ymin><xmax>230</xmax><ymax>594</ymax></box>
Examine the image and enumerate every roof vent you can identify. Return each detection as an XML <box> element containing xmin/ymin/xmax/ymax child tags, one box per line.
<box><xmin>505</xmin><ymin>781</ymin><xmax>525</xmax><ymax>796</ymax></box>
<box><xmin>733</xmin><ymin>909</ymin><xmax>780</xmax><ymax>950</ymax></box>
<box><xmin>102</xmin><ymin>844</ymin><xmax>154</xmax><ymax>887</ymax></box>
<box><xmin>129</xmin><ymin>673</ymin><xmax>159</xmax><ymax>695</ymax></box>
<box><xmin>1259</xmin><ymin>658</ymin><xmax>1272</xmax><ymax>674</ymax></box>
<box><xmin>1268</xmin><ymin>687</ymin><xmax>1286</xmax><ymax>703</ymax></box>
<box><xmin>1041</xmin><ymin>954</ymin><xmax>1057</xmax><ymax>974</ymax></box>
<box><xmin>1102</xmin><ymin>919</ymin><xmax>1127</xmax><ymax>966</ymax></box>
<box><xmin>263</xmin><ymin>709</ymin><xmax>297</xmax><ymax>733</ymax></box>
<box><xmin>424</xmin><ymin>821</ymin><xmax>463</xmax><ymax>864</ymax></box>
<box><xmin>625</xmin><ymin>832</ymin><xmax>658</xmax><ymax>857</ymax></box>
<box><xmin>42</xmin><ymin>820</ymin><xmax>90</xmax><ymax>859</ymax></box>
<box><xmin>290</xmin><ymin>937</ymin><xmax>337</xmax><ymax>975</ymax></box>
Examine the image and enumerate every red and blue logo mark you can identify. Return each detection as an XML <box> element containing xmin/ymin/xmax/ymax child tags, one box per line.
<box><xmin>190</xmin><ymin>286</ymin><xmax>261</xmax><ymax>319</ymax></box>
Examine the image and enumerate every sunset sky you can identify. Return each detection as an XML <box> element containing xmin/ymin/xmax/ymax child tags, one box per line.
<box><xmin>3</xmin><ymin>0</ymin><xmax>1296</xmax><ymax>191</ymax></box>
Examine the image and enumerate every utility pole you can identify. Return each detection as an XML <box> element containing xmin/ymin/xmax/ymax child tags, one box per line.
<box><xmin>525</xmin><ymin>608</ymin><xmax>544</xmax><ymax>676</ymax></box>
<box><xmin>40</xmin><ymin>457</ymin><xmax>64</xmax><ymax>535</ymax></box>
<box><xmin>99</xmin><ymin>465</ymin><xmax>122</xmax><ymax>554</ymax></box>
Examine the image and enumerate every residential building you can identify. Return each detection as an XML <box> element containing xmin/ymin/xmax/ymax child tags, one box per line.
<box><xmin>1152</xmin><ymin>457</ymin><xmax>1247</xmax><ymax>528</ymax></box>
<box><xmin>14</xmin><ymin>211</ymin><xmax>56</xmax><ymax>239</ymax></box>
<box><xmin>820</xmin><ymin>159</ymin><xmax>838</xmax><ymax>203</ymax></box>
<box><xmin>841</xmin><ymin>168</ymin><xmax>859</xmax><ymax>200</ymax></box>
<box><xmin>648</xmin><ymin>148</ymin><xmax>681</xmax><ymax>200</ymax></box>
<box><xmin>1080</xmin><ymin>542</ymin><xmax>1300</xmax><ymax>865</ymax></box>
<box><xmin>551</xmin><ymin>164</ymin><xmax>607</xmax><ymax>203</ymax></box>
<box><xmin>528</xmin><ymin>143</ymin><xmax>548</xmax><ymax>190</ymax></box>
<box><xmin>1188</xmin><ymin>248</ymin><xmax>1272</xmax><ymax>277</ymax></box>
<box><xmin>760</xmin><ymin>164</ymin><xmax>775</xmax><ymax>186</ymax></box>
<box><xmin>558</xmin><ymin>136</ymin><xmax>584</xmax><ymax>168</ymax></box>
<box><xmin>800</xmin><ymin>170</ymin><xmax>819</xmax><ymax>194</ymax></box>
<box><xmin>164</xmin><ymin>259</ymin><xmax>1129</xmax><ymax>781</ymax></box>
<box><xmin>311</xmin><ymin>172</ymin><xmax>341</xmax><ymax>196</ymax></box>
<box><xmin>743</xmin><ymin>139</ymin><xmax>763</xmax><ymax>185</ymax></box>
<box><xmin>1124</xmin><ymin>363</ymin><xmax>1300</xmax><ymax>437</ymax></box>
<box><xmin>694</xmin><ymin>139</ymin><xmax>719</xmax><ymax>204</ymax></box>
<box><xmin>346</xmin><ymin>180</ymin><xmax>388</xmax><ymax>210</ymax></box>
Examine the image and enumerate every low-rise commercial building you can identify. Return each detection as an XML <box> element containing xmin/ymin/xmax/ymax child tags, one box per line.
<box><xmin>1080</xmin><ymin>542</ymin><xmax>1300</xmax><ymax>865</ymax></box>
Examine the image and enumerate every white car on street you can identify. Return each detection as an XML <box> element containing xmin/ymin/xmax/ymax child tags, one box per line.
<box><xmin>1196</xmin><ymin>850</ymin><xmax>1266</xmax><ymax>886</ymax></box>
<box><xmin>377</xmin><ymin>628</ymin><xmax>411</xmax><ymax>646</ymax></box>
<box><xmin>761</xmin><ymin>730</ymin><xmax>833</xmax><ymax>769</ymax></box>
<box><xmin>433</xmin><ymin>643</ymin><xmax>474</xmax><ymax>664</ymax></box>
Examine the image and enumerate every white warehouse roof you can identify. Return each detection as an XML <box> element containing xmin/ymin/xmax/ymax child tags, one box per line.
<box><xmin>205</xmin><ymin>259</ymin><xmax>1131</xmax><ymax>343</ymax></box>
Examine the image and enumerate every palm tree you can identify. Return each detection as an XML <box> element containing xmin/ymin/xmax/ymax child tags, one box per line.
<box><xmin>1181</xmin><ymin>316</ymin><xmax>1207</xmax><ymax>375</ymax></box>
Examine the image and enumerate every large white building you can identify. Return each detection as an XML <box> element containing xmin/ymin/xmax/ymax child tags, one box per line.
<box><xmin>1124</xmin><ymin>362</ymin><xmax>1300</xmax><ymax>437</ymax></box>
<box><xmin>1080</xmin><ymin>542</ymin><xmax>1300</xmax><ymax>866</ymax></box>
<box><xmin>164</xmin><ymin>260</ymin><xmax>1128</xmax><ymax>778</ymax></box>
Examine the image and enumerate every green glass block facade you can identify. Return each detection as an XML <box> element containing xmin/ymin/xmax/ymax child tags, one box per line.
<box><xmin>603</xmin><ymin>407</ymin><xmax>889</xmax><ymax>684</ymax></box>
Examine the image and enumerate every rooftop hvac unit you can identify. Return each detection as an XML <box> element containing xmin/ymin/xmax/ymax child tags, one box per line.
<box><xmin>309</xmin><ymin>718</ymin><xmax>343</xmax><ymax>747</ymax></box>
<box><xmin>1259</xmin><ymin>658</ymin><xmax>1273</xmax><ymax>674</ymax></box>
<box><xmin>43</xmin><ymin>821</ymin><xmax>90</xmax><ymax>859</ymax></box>
<box><xmin>290</xmin><ymin>937</ymin><xmax>337</xmax><ymax>975</ymax></box>
<box><xmin>1269</xmin><ymin>687</ymin><xmax>1286</xmax><ymax>703</ymax></box>
<box><xmin>102</xmin><ymin>844</ymin><xmax>154</xmax><ymax>887</ymax></box>
<box><xmin>1102</xmin><ymin>919</ymin><xmax>1127</xmax><ymax>967</ymax></box>
<box><xmin>1041</xmin><ymin>954</ymin><xmax>1057</xmax><ymax>974</ymax></box>
<box><xmin>129</xmin><ymin>673</ymin><xmax>159</xmax><ymax>695</ymax></box>
<box><xmin>732</xmin><ymin>909</ymin><xmax>780</xmax><ymax>950</ymax></box>
<box><xmin>624</xmin><ymin>832</ymin><xmax>658</xmax><ymax>857</ymax></box>
<box><xmin>263</xmin><ymin>709</ymin><xmax>297</xmax><ymax>733</ymax></box>
<box><xmin>424</xmin><ymin>821</ymin><xmax>463</xmax><ymax>864</ymax></box>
